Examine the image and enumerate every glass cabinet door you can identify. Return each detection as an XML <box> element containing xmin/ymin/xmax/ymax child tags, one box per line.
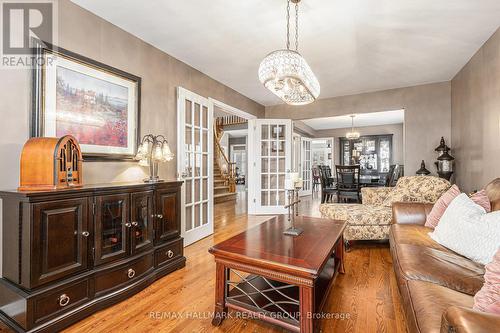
<box><xmin>94</xmin><ymin>194</ymin><xmax>130</xmax><ymax>265</ymax></box>
<box><xmin>131</xmin><ymin>191</ymin><xmax>154</xmax><ymax>254</ymax></box>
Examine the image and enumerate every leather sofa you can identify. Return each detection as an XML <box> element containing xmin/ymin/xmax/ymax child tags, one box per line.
<box><xmin>389</xmin><ymin>179</ymin><xmax>500</xmax><ymax>333</ymax></box>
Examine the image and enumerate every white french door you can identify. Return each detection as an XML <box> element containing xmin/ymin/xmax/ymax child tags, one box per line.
<box><xmin>300</xmin><ymin>137</ymin><xmax>312</xmax><ymax>196</ymax></box>
<box><xmin>248</xmin><ymin>119</ymin><xmax>292</xmax><ymax>214</ymax></box>
<box><xmin>177</xmin><ymin>87</ymin><xmax>213</xmax><ymax>246</ymax></box>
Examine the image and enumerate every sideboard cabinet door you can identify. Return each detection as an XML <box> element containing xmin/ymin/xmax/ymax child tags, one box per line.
<box><xmin>155</xmin><ymin>189</ymin><xmax>180</xmax><ymax>243</ymax></box>
<box><xmin>94</xmin><ymin>194</ymin><xmax>130</xmax><ymax>266</ymax></box>
<box><xmin>32</xmin><ymin>198</ymin><xmax>89</xmax><ymax>287</ymax></box>
<box><xmin>130</xmin><ymin>191</ymin><xmax>154</xmax><ymax>254</ymax></box>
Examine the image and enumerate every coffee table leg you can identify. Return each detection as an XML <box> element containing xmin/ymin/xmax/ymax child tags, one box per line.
<box><xmin>212</xmin><ymin>262</ymin><xmax>228</xmax><ymax>326</ymax></box>
<box><xmin>299</xmin><ymin>285</ymin><xmax>314</xmax><ymax>332</ymax></box>
<box><xmin>336</xmin><ymin>235</ymin><xmax>346</xmax><ymax>274</ymax></box>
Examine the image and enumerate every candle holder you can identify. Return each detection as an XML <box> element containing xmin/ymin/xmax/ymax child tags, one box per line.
<box><xmin>283</xmin><ymin>185</ymin><xmax>303</xmax><ymax>236</ymax></box>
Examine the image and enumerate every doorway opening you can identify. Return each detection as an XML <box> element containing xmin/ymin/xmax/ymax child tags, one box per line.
<box><xmin>209</xmin><ymin>99</ymin><xmax>255</xmax><ymax>210</ymax></box>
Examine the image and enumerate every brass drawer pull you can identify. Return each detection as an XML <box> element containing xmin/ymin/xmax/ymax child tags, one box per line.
<box><xmin>127</xmin><ymin>268</ymin><xmax>136</xmax><ymax>279</ymax></box>
<box><xmin>82</xmin><ymin>231</ymin><xmax>90</xmax><ymax>237</ymax></box>
<box><xmin>59</xmin><ymin>294</ymin><xmax>70</xmax><ymax>307</ymax></box>
<box><xmin>167</xmin><ymin>250</ymin><xmax>174</xmax><ymax>259</ymax></box>
<box><xmin>157</xmin><ymin>214</ymin><xmax>163</xmax><ymax>219</ymax></box>
<box><xmin>131</xmin><ymin>221</ymin><xmax>139</xmax><ymax>227</ymax></box>
<box><xmin>124</xmin><ymin>222</ymin><xmax>132</xmax><ymax>228</ymax></box>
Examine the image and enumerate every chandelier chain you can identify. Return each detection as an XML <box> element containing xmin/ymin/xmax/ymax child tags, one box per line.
<box><xmin>295</xmin><ymin>2</ymin><xmax>299</xmax><ymax>51</ymax></box>
<box><xmin>286</xmin><ymin>0</ymin><xmax>290</xmax><ymax>50</ymax></box>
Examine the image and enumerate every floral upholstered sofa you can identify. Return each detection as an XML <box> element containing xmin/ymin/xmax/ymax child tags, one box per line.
<box><xmin>319</xmin><ymin>176</ymin><xmax>451</xmax><ymax>243</ymax></box>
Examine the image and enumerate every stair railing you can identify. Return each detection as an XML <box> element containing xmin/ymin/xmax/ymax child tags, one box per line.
<box><xmin>214</xmin><ymin>124</ymin><xmax>236</xmax><ymax>193</ymax></box>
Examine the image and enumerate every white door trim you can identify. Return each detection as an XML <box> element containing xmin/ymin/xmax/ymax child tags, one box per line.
<box><xmin>208</xmin><ymin>98</ymin><xmax>256</xmax><ymax>120</ymax></box>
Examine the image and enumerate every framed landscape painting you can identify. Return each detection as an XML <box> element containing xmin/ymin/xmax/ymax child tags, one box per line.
<box><xmin>32</xmin><ymin>40</ymin><xmax>141</xmax><ymax>160</ymax></box>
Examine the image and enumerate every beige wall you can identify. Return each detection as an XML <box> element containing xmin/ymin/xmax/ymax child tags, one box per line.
<box><xmin>266</xmin><ymin>82</ymin><xmax>451</xmax><ymax>177</ymax></box>
<box><xmin>451</xmin><ymin>28</ymin><xmax>500</xmax><ymax>193</ymax></box>
<box><xmin>316</xmin><ymin>123</ymin><xmax>404</xmax><ymax>167</ymax></box>
<box><xmin>0</xmin><ymin>0</ymin><xmax>264</xmax><ymax>191</ymax></box>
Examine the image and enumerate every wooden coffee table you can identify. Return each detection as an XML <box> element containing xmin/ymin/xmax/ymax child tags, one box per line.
<box><xmin>209</xmin><ymin>215</ymin><xmax>346</xmax><ymax>332</ymax></box>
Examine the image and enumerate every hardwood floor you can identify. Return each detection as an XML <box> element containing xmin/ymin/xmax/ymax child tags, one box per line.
<box><xmin>0</xmin><ymin>191</ymin><xmax>407</xmax><ymax>333</ymax></box>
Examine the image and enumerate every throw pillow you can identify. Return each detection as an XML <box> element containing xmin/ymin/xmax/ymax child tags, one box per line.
<box><xmin>473</xmin><ymin>248</ymin><xmax>500</xmax><ymax>314</ymax></box>
<box><xmin>425</xmin><ymin>184</ymin><xmax>461</xmax><ymax>228</ymax></box>
<box><xmin>429</xmin><ymin>193</ymin><xmax>500</xmax><ymax>265</ymax></box>
<box><xmin>471</xmin><ymin>190</ymin><xmax>492</xmax><ymax>212</ymax></box>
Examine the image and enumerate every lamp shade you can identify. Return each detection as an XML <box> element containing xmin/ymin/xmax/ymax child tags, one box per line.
<box><xmin>162</xmin><ymin>143</ymin><xmax>174</xmax><ymax>161</ymax></box>
<box><xmin>258</xmin><ymin>49</ymin><xmax>320</xmax><ymax>105</ymax></box>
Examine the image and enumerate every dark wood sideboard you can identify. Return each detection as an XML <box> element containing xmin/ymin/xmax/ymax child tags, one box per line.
<box><xmin>0</xmin><ymin>181</ymin><xmax>185</xmax><ymax>333</ymax></box>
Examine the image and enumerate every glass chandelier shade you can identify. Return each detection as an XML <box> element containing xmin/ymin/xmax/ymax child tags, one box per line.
<box><xmin>259</xmin><ymin>49</ymin><xmax>320</xmax><ymax>105</ymax></box>
<box><xmin>258</xmin><ymin>0</ymin><xmax>320</xmax><ymax>105</ymax></box>
<box><xmin>346</xmin><ymin>115</ymin><xmax>360</xmax><ymax>140</ymax></box>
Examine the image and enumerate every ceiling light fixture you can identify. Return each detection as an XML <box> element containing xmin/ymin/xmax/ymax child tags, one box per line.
<box><xmin>258</xmin><ymin>0</ymin><xmax>320</xmax><ymax>106</ymax></box>
<box><xmin>346</xmin><ymin>115</ymin><xmax>360</xmax><ymax>140</ymax></box>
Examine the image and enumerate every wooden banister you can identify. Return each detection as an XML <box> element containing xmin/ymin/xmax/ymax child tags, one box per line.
<box><xmin>214</xmin><ymin>125</ymin><xmax>236</xmax><ymax>193</ymax></box>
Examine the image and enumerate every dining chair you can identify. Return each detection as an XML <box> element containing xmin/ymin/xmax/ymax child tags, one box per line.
<box><xmin>319</xmin><ymin>166</ymin><xmax>337</xmax><ymax>203</ymax></box>
<box><xmin>335</xmin><ymin>165</ymin><xmax>361</xmax><ymax>203</ymax></box>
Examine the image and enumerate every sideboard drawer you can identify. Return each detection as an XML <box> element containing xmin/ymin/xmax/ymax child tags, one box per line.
<box><xmin>32</xmin><ymin>278</ymin><xmax>92</xmax><ymax>324</ymax></box>
<box><xmin>94</xmin><ymin>254</ymin><xmax>154</xmax><ymax>296</ymax></box>
<box><xmin>155</xmin><ymin>238</ymin><xmax>183</xmax><ymax>268</ymax></box>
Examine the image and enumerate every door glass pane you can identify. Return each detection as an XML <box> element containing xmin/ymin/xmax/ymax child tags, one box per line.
<box><xmin>185</xmin><ymin>126</ymin><xmax>192</xmax><ymax>152</ymax></box>
<box><xmin>261</xmin><ymin>174</ymin><xmax>269</xmax><ymax>189</ymax></box>
<box><xmin>202</xmin><ymin>179</ymin><xmax>208</xmax><ymax>200</ymax></box>
<box><xmin>194</xmin><ymin>103</ymin><xmax>200</xmax><ymax>127</ymax></box>
<box><xmin>261</xmin><ymin>191</ymin><xmax>269</xmax><ymax>206</ymax></box>
<box><xmin>261</xmin><ymin>141</ymin><xmax>270</xmax><ymax>157</ymax></box>
<box><xmin>202</xmin><ymin>106</ymin><xmax>208</xmax><ymax>129</ymax></box>
<box><xmin>202</xmin><ymin>203</ymin><xmax>208</xmax><ymax>226</ymax></box>
<box><xmin>185</xmin><ymin>100</ymin><xmax>192</xmax><ymax>124</ymax></box>
<box><xmin>186</xmin><ymin>206</ymin><xmax>192</xmax><ymax>231</ymax></box>
<box><xmin>194</xmin><ymin>204</ymin><xmax>201</xmax><ymax>228</ymax></box>
<box><xmin>101</xmin><ymin>200</ymin><xmax>125</xmax><ymax>256</ymax></box>
<box><xmin>202</xmin><ymin>130</ymin><xmax>208</xmax><ymax>152</ymax></box>
<box><xmin>185</xmin><ymin>180</ymin><xmax>192</xmax><ymax>204</ymax></box>
<box><xmin>195</xmin><ymin>179</ymin><xmax>200</xmax><ymax>203</ymax></box>
<box><xmin>261</xmin><ymin>125</ymin><xmax>269</xmax><ymax>140</ymax></box>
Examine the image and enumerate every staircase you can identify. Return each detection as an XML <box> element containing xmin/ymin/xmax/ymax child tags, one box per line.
<box><xmin>213</xmin><ymin>116</ymin><xmax>239</xmax><ymax>204</ymax></box>
<box><xmin>214</xmin><ymin>160</ymin><xmax>237</xmax><ymax>204</ymax></box>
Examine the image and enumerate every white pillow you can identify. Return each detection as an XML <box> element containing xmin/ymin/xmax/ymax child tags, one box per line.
<box><xmin>429</xmin><ymin>193</ymin><xmax>500</xmax><ymax>265</ymax></box>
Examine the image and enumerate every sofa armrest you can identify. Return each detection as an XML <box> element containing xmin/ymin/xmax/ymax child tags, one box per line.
<box><xmin>361</xmin><ymin>187</ymin><xmax>393</xmax><ymax>205</ymax></box>
<box><xmin>441</xmin><ymin>306</ymin><xmax>500</xmax><ymax>333</ymax></box>
<box><xmin>391</xmin><ymin>202</ymin><xmax>434</xmax><ymax>225</ymax></box>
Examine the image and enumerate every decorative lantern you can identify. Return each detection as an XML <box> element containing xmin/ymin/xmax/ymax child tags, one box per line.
<box><xmin>416</xmin><ymin>160</ymin><xmax>431</xmax><ymax>176</ymax></box>
<box><xmin>434</xmin><ymin>137</ymin><xmax>449</xmax><ymax>157</ymax></box>
<box><xmin>437</xmin><ymin>150</ymin><xmax>454</xmax><ymax>181</ymax></box>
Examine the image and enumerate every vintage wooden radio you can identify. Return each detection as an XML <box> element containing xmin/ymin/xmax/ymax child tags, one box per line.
<box><xmin>19</xmin><ymin>135</ymin><xmax>83</xmax><ymax>191</ymax></box>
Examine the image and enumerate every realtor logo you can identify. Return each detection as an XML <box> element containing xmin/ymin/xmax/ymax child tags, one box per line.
<box><xmin>1</xmin><ymin>0</ymin><xmax>57</xmax><ymax>68</ymax></box>
<box><xmin>2</xmin><ymin>1</ymin><xmax>53</xmax><ymax>54</ymax></box>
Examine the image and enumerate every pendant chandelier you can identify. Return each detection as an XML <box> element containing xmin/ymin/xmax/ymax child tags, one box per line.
<box><xmin>346</xmin><ymin>115</ymin><xmax>360</xmax><ymax>140</ymax></box>
<box><xmin>258</xmin><ymin>0</ymin><xmax>320</xmax><ymax>105</ymax></box>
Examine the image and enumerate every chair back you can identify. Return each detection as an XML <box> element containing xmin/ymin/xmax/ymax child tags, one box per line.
<box><xmin>335</xmin><ymin>165</ymin><xmax>360</xmax><ymax>190</ymax></box>
<box><xmin>312</xmin><ymin>166</ymin><xmax>320</xmax><ymax>178</ymax></box>
<box><xmin>385</xmin><ymin>165</ymin><xmax>396</xmax><ymax>186</ymax></box>
<box><xmin>318</xmin><ymin>166</ymin><xmax>332</xmax><ymax>189</ymax></box>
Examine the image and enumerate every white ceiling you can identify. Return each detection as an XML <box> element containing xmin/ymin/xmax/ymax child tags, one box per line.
<box><xmin>303</xmin><ymin>109</ymin><xmax>404</xmax><ymax>130</ymax></box>
<box><xmin>72</xmin><ymin>0</ymin><xmax>500</xmax><ymax>106</ymax></box>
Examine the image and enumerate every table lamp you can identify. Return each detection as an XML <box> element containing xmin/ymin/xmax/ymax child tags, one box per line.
<box><xmin>135</xmin><ymin>134</ymin><xmax>174</xmax><ymax>183</ymax></box>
